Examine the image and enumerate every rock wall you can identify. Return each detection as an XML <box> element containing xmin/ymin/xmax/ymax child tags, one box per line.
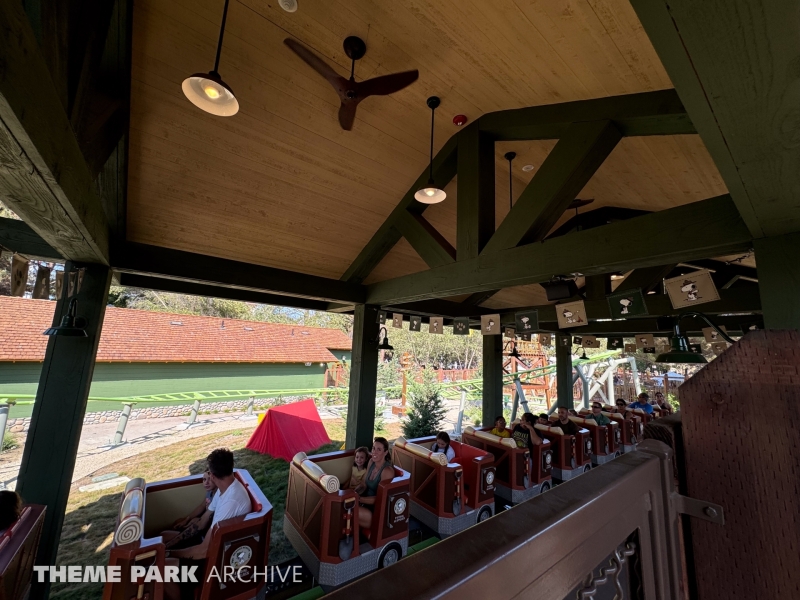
<box><xmin>5</xmin><ymin>396</ymin><xmax>302</xmax><ymax>434</ymax></box>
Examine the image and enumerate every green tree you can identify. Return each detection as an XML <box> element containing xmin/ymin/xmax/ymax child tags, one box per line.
<box><xmin>402</xmin><ymin>372</ymin><xmax>447</xmax><ymax>439</ymax></box>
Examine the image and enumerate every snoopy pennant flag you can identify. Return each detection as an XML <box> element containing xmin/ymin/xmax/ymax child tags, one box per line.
<box><xmin>606</xmin><ymin>288</ymin><xmax>648</xmax><ymax>318</ymax></box>
<box><xmin>481</xmin><ymin>314</ymin><xmax>501</xmax><ymax>335</ymax></box>
<box><xmin>664</xmin><ymin>270</ymin><xmax>720</xmax><ymax>309</ymax></box>
<box><xmin>515</xmin><ymin>310</ymin><xmax>539</xmax><ymax>333</ymax></box>
<box><xmin>555</xmin><ymin>300</ymin><xmax>587</xmax><ymax>329</ymax></box>
<box><xmin>452</xmin><ymin>317</ymin><xmax>470</xmax><ymax>336</ymax></box>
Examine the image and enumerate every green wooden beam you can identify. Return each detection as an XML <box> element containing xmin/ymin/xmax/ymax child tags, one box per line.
<box><xmin>367</xmin><ymin>195</ymin><xmax>752</xmax><ymax>305</ymax></box>
<box><xmin>462</xmin><ymin>290</ymin><xmax>499</xmax><ymax>307</ymax></box>
<box><xmin>536</xmin><ymin>314</ymin><xmax>760</xmax><ymax>337</ymax></box>
<box><xmin>0</xmin><ymin>0</ymin><xmax>110</xmax><ymax>264</ymax></box>
<box><xmin>584</xmin><ymin>274</ymin><xmax>611</xmax><ymax>301</ymax></box>
<box><xmin>113</xmin><ymin>242</ymin><xmax>366</xmax><ymax>304</ymax></box>
<box><xmin>0</xmin><ymin>217</ymin><xmax>62</xmax><ymax>261</ymax></box>
<box><xmin>340</xmin><ymin>136</ymin><xmax>458</xmax><ymax>284</ymax></box>
<box><xmin>479</xmin><ymin>89</ymin><xmax>694</xmax><ymax>140</ymax></box>
<box><xmin>118</xmin><ymin>273</ymin><xmax>341</xmax><ymax>313</ymax></box>
<box><xmin>754</xmin><ymin>232</ymin><xmax>800</xmax><ymax>329</ymax></box>
<box><xmin>629</xmin><ymin>0</ymin><xmax>794</xmax><ymax>238</ymax></box>
<box><xmin>482</xmin><ymin>335</ymin><xmax>504</xmax><ymax>427</ymax></box>
<box><xmin>615</xmin><ymin>264</ymin><xmax>676</xmax><ymax>294</ymax></box>
<box><xmin>546</xmin><ymin>207</ymin><xmax>651</xmax><ymax>239</ymax></box>
<box><xmin>16</xmin><ymin>262</ymin><xmax>111</xmax><ymax>598</ymax></box>
<box><xmin>395</xmin><ymin>211</ymin><xmax>455</xmax><ymax>269</ymax></box>
<box><xmin>457</xmin><ymin>122</ymin><xmax>495</xmax><ymax>260</ymax></box>
<box><xmin>555</xmin><ymin>335</ymin><xmax>573</xmax><ymax>409</ymax></box>
<box><xmin>481</xmin><ymin>120</ymin><xmax>622</xmax><ymax>254</ymax></box>
<box><xmin>346</xmin><ymin>305</ymin><xmax>380</xmax><ymax>449</ymax></box>
<box><xmin>498</xmin><ymin>287</ymin><xmax>761</xmax><ymax>325</ymax></box>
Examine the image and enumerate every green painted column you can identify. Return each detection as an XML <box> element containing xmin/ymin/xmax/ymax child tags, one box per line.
<box><xmin>16</xmin><ymin>262</ymin><xmax>111</xmax><ymax>599</ymax></box>
<box><xmin>556</xmin><ymin>334</ymin><xmax>574</xmax><ymax>409</ymax></box>
<box><xmin>482</xmin><ymin>334</ymin><xmax>504</xmax><ymax>426</ymax></box>
<box><xmin>345</xmin><ymin>305</ymin><xmax>380</xmax><ymax>449</ymax></box>
<box><xmin>754</xmin><ymin>232</ymin><xmax>800</xmax><ymax>329</ymax></box>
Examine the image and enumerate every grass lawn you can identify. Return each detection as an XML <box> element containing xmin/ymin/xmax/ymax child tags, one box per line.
<box><xmin>52</xmin><ymin>418</ymin><xmax>401</xmax><ymax>600</ymax></box>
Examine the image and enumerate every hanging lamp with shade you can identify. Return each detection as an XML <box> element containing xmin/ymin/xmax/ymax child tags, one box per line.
<box><xmin>504</xmin><ymin>151</ymin><xmax>516</xmax><ymax>210</ymax></box>
<box><xmin>415</xmin><ymin>96</ymin><xmax>446</xmax><ymax>204</ymax></box>
<box><xmin>182</xmin><ymin>0</ymin><xmax>239</xmax><ymax>116</ymax></box>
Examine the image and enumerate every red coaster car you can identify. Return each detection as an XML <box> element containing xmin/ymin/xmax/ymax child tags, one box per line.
<box><xmin>578</xmin><ymin>410</ymin><xmax>622</xmax><ymax>457</ymax></box>
<box><xmin>568</xmin><ymin>416</ymin><xmax>620</xmax><ymax>465</ymax></box>
<box><xmin>462</xmin><ymin>426</ymin><xmax>553</xmax><ymax>503</ymax></box>
<box><xmin>536</xmin><ymin>423</ymin><xmax>592</xmax><ymax>481</ymax></box>
<box><xmin>392</xmin><ymin>436</ymin><xmax>495</xmax><ymax>536</ymax></box>
<box><xmin>104</xmin><ymin>470</ymin><xmax>272</xmax><ymax>600</ymax></box>
<box><xmin>0</xmin><ymin>504</ymin><xmax>45</xmax><ymax>600</ymax></box>
<box><xmin>601</xmin><ymin>406</ymin><xmax>641</xmax><ymax>453</ymax></box>
<box><xmin>283</xmin><ymin>450</ymin><xmax>411</xmax><ymax>589</ymax></box>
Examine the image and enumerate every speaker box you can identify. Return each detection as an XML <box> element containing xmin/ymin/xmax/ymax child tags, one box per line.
<box><xmin>541</xmin><ymin>280</ymin><xmax>578</xmax><ymax>301</ymax></box>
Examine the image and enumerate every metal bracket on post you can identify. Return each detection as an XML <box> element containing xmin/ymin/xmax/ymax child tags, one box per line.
<box><xmin>455</xmin><ymin>390</ymin><xmax>466</xmax><ymax>435</ymax></box>
<box><xmin>672</xmin><ymin>493</ymin><xmax>725</xmax><ymax>525</ymax></box>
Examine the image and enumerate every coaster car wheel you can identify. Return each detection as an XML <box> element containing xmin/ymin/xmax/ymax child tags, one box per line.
<box><xmin>379</xmin><ymin>542</ymin><xmax>403</xmax><ymax>569</ymax></box>
<box><xmin>477</xmin><ymin>506</ymin><xmax>493</xmax><ymax>523</ymax></box>
<box><xmin>540</xmin><ymin>480</ymin><xmax>551</xmax><ymax>493</ymax></box>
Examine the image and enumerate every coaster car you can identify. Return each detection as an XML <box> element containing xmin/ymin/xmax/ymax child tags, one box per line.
<box><xmin>568</xmin><ymin>416</ymin><xmax>620</xmax><ymax>465</ymax></box>
<box><xmin>104</xmin><ymin>470</ymin><xmax>272</xmax><ymax>600</ymax></box>
<box><xmin>601</xmin><ymin>406</ymin><xmax>640</xmax><ymax>453</ymax></box>
<box><xmin>536</xmin><ymin>422</ymin><xmax>592</xmax><ymax>481</ymax></box>
<box><xmin>462</xmin><ymin>426</ymin><xmax>553</xmax><ymax>503</ymax></box>
<box><xmin>578</xmin><ymin>411</ymin><xmax>622</xmax><ymax>457</ymax></box>
<box><xmin>283</xmin><ymin>450</ymin><xmax>411</xmax><ymax>589</ymax></box>
<box><xmin>392</xmin><ymin>436</ymin><xmax>495</xmax><ymax>537</ymax></box>
<box><xmin>0</xmin><ymin>504</ymin><xmax>45</xmax><ymax>600</ymax></box>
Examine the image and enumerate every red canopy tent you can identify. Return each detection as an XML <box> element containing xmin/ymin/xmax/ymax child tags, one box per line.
<box><xmin>246</xmin><ymin>399</ymin><xmax>331</xmax><ymax>461</ymax></box>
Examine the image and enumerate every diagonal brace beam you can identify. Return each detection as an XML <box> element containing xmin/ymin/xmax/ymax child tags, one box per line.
<box><xmin>481</xmin><ymin>120</ymin><xmax>622</xmax><ymax>254</ymax></box>
<box><xmin>395</xmin><ymin>211</ymin><xmax>455</xmax><ymax>268</ymax></box>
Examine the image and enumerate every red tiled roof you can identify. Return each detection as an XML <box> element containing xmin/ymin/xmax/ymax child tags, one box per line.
<box><xmin>0</xmin><ymin>296</ymin><xmax>352</xmax><ymax>363</ymax></box>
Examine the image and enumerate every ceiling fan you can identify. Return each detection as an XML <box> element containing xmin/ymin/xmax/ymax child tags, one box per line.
<box><xmin>284</xmin><ymin>36</ymin><xmax>419</xmax><ymax>131</ymax></box>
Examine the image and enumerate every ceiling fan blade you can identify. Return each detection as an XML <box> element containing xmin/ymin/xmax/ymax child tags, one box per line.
<box><xmin>284</xmin><ymin>38</ymin><xmax>349</xmax><ymax>98</ymax></box>
<box><xmin>338</xmin><ymin>101</ymin><xmax>359</xmax><ymax>131</ymax></box>
<box><xmin>357</xmin><ymin>70</ymin><xmax>419</xmax><ymax>97</ymax></box>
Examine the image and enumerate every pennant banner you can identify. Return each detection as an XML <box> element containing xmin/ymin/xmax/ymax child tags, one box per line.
<box><xmin>607</xmin><ymin>337</ymin><xmax>624</xmax><ymax>350</ymax></box>
<box><xmin>392</xmin><ymin>313</ymin><xmax>403</xmax><ymax>329</ymax></box>
<box><xmin>606</xmin><ymin>288</ymin><xmax>648</xmax><ymax>318</ymax></box>
<box><xmin>514</xmin><ymin>310</ymin><xmax>538</xmax><ymax>334</ymax></box>
<box><xmin>539</xmin><ymin>333</ymin><xmax>552</xmax><ymax>346</ymax></box>
<box><xmin>452</xmin><ymin>317</ymin><xmax>470</xmax><ymax>336</ymax></box>
<box><xmin>702</xmin><ymin>326</ymin><xmax>727</xmax><ymax>343</ymax></box>
<box><xmin>409</xmin><ymin>315</ymin><xmax>422</xmax><ymax>332</ymax></box>
<box><xmin>664</xmin><ymin>270</ymin><xmax>720</xmax><ymax>309</ymax></box>
<box><xmin>10</xmin><ymin>255</ymin><xmax>29</xmax><ymax>297</ymax></box>
<box><xmin>429</xmin><ymin>316</ymin><xmax>443</xmax><ymax>334</ymax></box>
<box><xmin>376</xmin><ymin>310</ymin><xmax>387</xmax><ymax>324</ymax></box>
<box><xmin>635</xmin><ymin>333</ymin><xmax>655</xmax><ymax>349</ymax></box>
<box><xmin>711</xmin><ymin>341</ymin><xmax>728</xmax><ymax>356</ymax></box>
<box><xmin>504</xmin><ymin>327</ymin><xmax>516</xmax><ymax>339</ymax></box>
<box><xmin>624</xmin><ymin>343</ymin><xmax>637</xmax><ymax>352</ymax></box>
<box><xmin>32</xmin><ymin>265</ymin><xmax>51</xmax><ymax>299</ymax></box>
<box><xmin>582</xmin><ymin>335</ymin><xmax>600</xmax><ymax>348</ymax></box>
<box><xmin>55</xmin><ymin>271</ymin><xmax>64</xmax><ymax>300</ymax></box>
<box><xmin>555</xmin><ymin>300</ymin><xmax>587</xmax><ymax>329</ymax></box>
<box><xmin>480</xmin><ymin>314</ymin><xmax>501</xmax><ymax>335</ymax></box>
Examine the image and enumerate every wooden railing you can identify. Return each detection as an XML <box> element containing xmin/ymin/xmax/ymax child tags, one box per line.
<box><xmin>324</xmin><ymin>440</ymin><xmax>719</xmax><ymax>600</ymax></box>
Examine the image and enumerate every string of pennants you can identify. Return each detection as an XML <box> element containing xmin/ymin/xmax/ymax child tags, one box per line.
<box><xmin>375</xmin><ymin>269</ymin><xmax>758</xmax><ymax>355</ymax></box>
<box><xmin>9</xmin><ymin>254</ymin><xmax>79</xmax><ymax>300</ymax></box>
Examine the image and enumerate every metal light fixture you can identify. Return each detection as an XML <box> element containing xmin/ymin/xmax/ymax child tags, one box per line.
<box><xmin>415</xmin><ymin>96</ymin><xmax>446</xmax><ymax>204</ymax></box>
<box><xmin>43</xmin><ymin>298</ymin><xmax>87</xmax><ymax>337</ymax></box>
<box><xmin>182</xmin><ymin>0</ymin><xmax>239</xmax><ymax>116</ymax></box>
<box><xmin>376</xmin><ymin>326</ymin><xmax>394</xmax><ymax>351</ymax></box>
<box><xmin>577</xmin><ymin>347</ymin><xmax>589</xmax><ymax>361</ymax></box>
<box><xmin>505</xmin><ymin>151</ymin><xmax>516</xmax><ymax>211</ymax></box>
<box><xmin>506</xmin><ymin>340</ymin><xmax>522</xmax><ymax>361</ymax></box>
<box><xmin>655</xmin><ymin>312</ymin><xmax>735</xmax><ymax>364</ymax></box>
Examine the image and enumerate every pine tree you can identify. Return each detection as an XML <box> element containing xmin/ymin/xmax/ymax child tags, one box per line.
<box><xmin>402</xmin><ymin>373</ymin><xmax>447</xmax><ymax>439</ymax></box>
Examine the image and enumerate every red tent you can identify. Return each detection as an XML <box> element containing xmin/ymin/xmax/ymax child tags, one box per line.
<box><xmin>246</xmin><ymin>399</ymin><xmax>331</xmax><ymax>461</ymax></box>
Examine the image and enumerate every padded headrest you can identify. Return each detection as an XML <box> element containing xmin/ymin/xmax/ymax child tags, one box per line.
<box><xmin>465</xmin><ymin>428</ymin><xmax>516</xmax><ymax>448</ymax></box>
<box><xmin>633</xmin><ymin>408</ymin><xmax>646</xmax><ymax>414</ymax></box>
<box><xmin>569</xmin><ymin>416</ymin><xmax>594</xmax><ymax>426</ymax></box>
<box><xmin>293</xmin><ymin>453</ymin><xmax>339</xmax><ymax>492</ymax></box>
<box><xmin>535</xmin><ymin>423</ymin><xmax>564</xmax><ymax>435</ymax></box>
<box><xmin>394</xmin><ymin>437</ymin><xmax>448</xmax><ymax>465</ymax></box>
<box><xmin>602</xmin><ymin>411</ymin><xmax>623</xmax><ymax>418</ymax></box>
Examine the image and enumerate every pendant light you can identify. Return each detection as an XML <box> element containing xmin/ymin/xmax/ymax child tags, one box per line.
<box><xmin>655</xmin><ymin>312</ymin><xmax>735</xmax><ymax>364</ymax></box>
<box><xmin>504</xmin><ymin>151</ymin><xmax>516</xmax><ymax>210</ymax></box>
<box><xmin>182</xmin><ymin>0</ymin><xmax>239</xmax><ymax>116</ymax></box>
<box><xmin>43</xmin><ymin>298</ymin><xmax>88</xmax><ymax>337</ymax></box>
<box><xmin>415</xmin><ymin>96</ymin><xmax>446</xmax><ymax>204</ymax></box>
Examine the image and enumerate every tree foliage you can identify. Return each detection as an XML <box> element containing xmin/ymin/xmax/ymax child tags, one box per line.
<box><xmin>402</xmin><ymin>371</ymin><xmax>447</xmax><ymax>439</ymax></box>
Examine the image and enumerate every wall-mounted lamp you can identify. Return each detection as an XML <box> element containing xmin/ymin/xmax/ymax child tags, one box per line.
<box><xmin>376</xmin><ymin>326</ymin><xmax>394</xmax><ymax>351</ymax></box>
<box><xmin>655</xmin><ymin>312</ymin><xmax>735</xmax><ymax>364</ymax></box>
<box><xmin>43</xmin><ymin>298</ymin><xmax>87</xmax><ymax>337</ymax></box>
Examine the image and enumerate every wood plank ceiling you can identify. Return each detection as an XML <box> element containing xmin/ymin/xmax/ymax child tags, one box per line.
<box><xmin>128</xmin><ymin>0</ymin><xmax>727</xmax><ymax>302</ymax></box>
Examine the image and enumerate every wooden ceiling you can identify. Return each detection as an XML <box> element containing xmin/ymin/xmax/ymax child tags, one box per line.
<box><xmin>127</xmin><ymin>0</ymin><xmax>727</xmax><ymax>291</ymax></box>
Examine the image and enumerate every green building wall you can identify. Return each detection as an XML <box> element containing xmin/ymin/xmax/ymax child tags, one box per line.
<box><xmin>0</xmin><ymin>361</ymin><xmax>329</xmax><ymax>417</ymax></box>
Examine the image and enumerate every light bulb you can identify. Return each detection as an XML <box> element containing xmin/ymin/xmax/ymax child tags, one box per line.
<box><xmin>204</xmin><ymin>85</ymin><xmax>221</xmax><ymax>99</ymax></box>
<box><xmin>425</xmin><ymin>189</ymin><xmax>435</xmax><ymax>197</ymax></box>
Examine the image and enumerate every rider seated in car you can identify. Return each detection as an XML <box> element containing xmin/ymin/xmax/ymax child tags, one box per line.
<box><xmin>490</xmin><ymin>415</ymin><xmax>510</xmax><ymax>438</ymax></box>
<box><xmin>555</xmin><ymin>407</ymin><xmax>580</xmax><ymax>437</ymax></box>
<box><xmin>159</xmin><ymin>470</ymin><xmax>217</xmax><ymax>550</ymax></box>
<box><xmin>511</xmin><ymin>413</ymin><xmax>543</xmax><ymax>451</ymax></box>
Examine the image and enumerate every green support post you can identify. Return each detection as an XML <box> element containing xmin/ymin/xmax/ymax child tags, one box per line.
<box><xmin>754</xmin><ymin>232</ymin><xmax>800</xmax><ymax>329</ymax></box>
<box><xmin>346</xmin><ymin>305</ymin><xmax>380</xmax><ymax>449</ymax></box>
<box><xmin>482</xmin><ymin>335</ymin><xmax>504</xmax><ymax>426</ymax></box>
<box><xmin>556</xmin><ymin>334</ymin><xmax>574</xmax><ymax>409</ymax></box>
<box><xmin>16</xmin><ymin>262</ymin><xmax>111</xmax><ymax>599</ymax></box>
